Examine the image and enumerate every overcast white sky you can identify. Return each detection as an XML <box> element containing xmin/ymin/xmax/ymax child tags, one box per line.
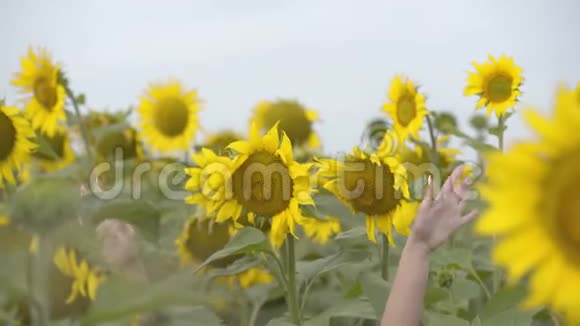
<box><xmin>1</xmin><ymin>0</ymin><xmax>578</xmax><ymax>154</ymax></box>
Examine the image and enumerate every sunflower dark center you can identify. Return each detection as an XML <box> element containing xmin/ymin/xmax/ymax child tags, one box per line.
<box><xmin>396</xmin><ymin>95</ymin><xmax>417</xmax><ymax>127</ymax></box>
<box><xmin>0</xmin><ymin>111</ymin><xmax>17</xmax><ymax>161</ymax></box>
<box><xmin>232</xmin><ymin>151</ymin><xmax>293</xmax><ymax>217</ymax></box>
<box><xmin>184</xmin><ymin>220</ymin><xmax>236</xmax><ymax>268</ymax></box>
<box><xmin>545</xmin><ymin>154</ymin><xmax>580</xmax><ymax>262</ymax></box>
<box><xmin>486</xmin><ymin>74</ymin><xmax>513</xmax><ymax>103</ymax></box>
<box><xmin>262</xmin><ymin>100</ymin><xmax>312</xmax><ymax>146</ymax></box>
<box><xmin>33</xmin><ymin>77</ymin><xmax>58</xmax><ymax>110</ymax></box>
<box><xmin>154</xmin><ymin>97</ymin><xmax>190</xmax><ymax>137</ymax></box>
<box><xmin>339</xmin><ymin>158</ymin><xmax>399</xmax><ymax>216</ymax></box>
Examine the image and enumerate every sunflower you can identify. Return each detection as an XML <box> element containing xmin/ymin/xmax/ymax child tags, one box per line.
<box><xmin>186</xmin><ymin>124</ymin><xmax>316</xmax><ymax>248</ymax></box>
<box><xmin>319</xmin><ymin>147</ymin><xmax>410</xmax><ymax>245</ymax></box>
<box><xmin>228</xmin><ymin>267</ymin><xmax>274</xmax><ymax>289</ymax></box>
<box><xmin>392</xmin><ymin>201</ymin><xmax>419</xmax><ymax>236</ymax></box>
<box><xmin>82</xmin><ymin>111</ymin><xmax>126</xmax><ymax>131</ymax></box>
<box><xmin>137</xmin><ymin>80</ymin><xmax>201</xmax><ymax>154</ymax></box>
<box><xmin>96</xmin><ymin>127</ymin><xmax>144</xmax><ymax>161</ymax></box>
<box><xmin>202</xmin><ymin>130</ymin><xmax>244</xmax><ymax>154</ymax></box>
<box><xmin>251</xmin><ymin>99</ymin><xmax>321</xmax><ymax>149</ymax></box>
<box><xmin>476</xmin><ymin>86</ymin><xmax>580</xmax><ymax>322</ymax></box>
<box><xmin>175</xmin><ymin>218</ymin><xmax>235</xmax><ymax>267</ymax></box>
<box><xmin>464</xmin><ymin>54</ymin><xmax>524</xmax><ymax>117</ymax></box>
<box><xmin>12</xmin><ymin>48</ymin><xmax>67</xmax><ymax>137</ymax></box>
<box><xmin>53</xmin><ymin>247</ymin><xmax>104</xmax><ymax>304</ymax></box>
<box><xmin>0</xmin><ymin>215</ymin><xmax>9</xmax><ymax>226</ymax></box>
<box><xmin>301</xmin><ymin>216</ymin><xmax>341</xmax><ymax>245</ymax></box>
<box><xmin>383</xmin><ymin>76</ymin><xmax>428</xmax><ymax>140</ymax></box>
<box><xmin>0</xmin><ymin>105</ymin><xmax>36</xmax><ymax>187</ymax></box>
<box><xmin>35</xmin><ymin>129</ymin><xmax>76</xmax><ymax>172</ymax></box>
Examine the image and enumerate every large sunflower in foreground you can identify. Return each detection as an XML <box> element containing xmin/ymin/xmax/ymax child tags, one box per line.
<box><xmin>476</xmin><ymin>86</ymin><xmax>580</xmax><ymax>323</ymax></box>
<box><xmin>185</xmin><ymin>124</ymin><xmax>316</xmax><ymax>247</ymax></box>
<box><xmin>0</xmin><ymin>105</ymin><xmax>36</xmax><ymax>187</ymax></box>
<box><xmin>137</xmin><ymin>80</ymin><xmax>201</xmax><ymax>154</ymax></box>
<box><xmin>383</xmin><ymin>75</ymin><xmax>428</xmax><ymax>140</ymax></box>
<box><xmin>35</xmin><ymin>130</ymin><xmax>76</xmax><ymax>172</ymax></box>
<box><xmin>251</xmin><ymin>99</ymin><xmax>321</xmax><ymax>149</ymax></box>
<box><xmin>318</xmin><ymin>147</ymin><xmax>411</xmax><ymax>245</ymax></box>
<box><xmin>12</xmin><ymin>48</ymin><xmax>67</xmax><ymax>137</ymax></box>
<box><xmin>464</xmin><ymin>54</ymin><xmax>524</xmax><ymax>117</ymax></box>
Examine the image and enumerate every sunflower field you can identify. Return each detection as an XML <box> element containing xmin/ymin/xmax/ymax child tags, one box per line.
<box><xmin>0</xmin><ymin>48</ymin><xmax>579</xmax><ymax>326</ymax></box>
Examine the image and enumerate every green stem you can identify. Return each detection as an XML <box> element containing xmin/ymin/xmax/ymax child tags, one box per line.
<box><xmin>285</xmin><ymin>236</ymin><xmax>301</xmax><ymax>325</ymax></box>
<box><xmin>425</xmin><ymin>114</ymin><xmax>438</xmax><ymax>151</ymax></box>
<box><xmin>425</xmin><ymin>114</ymin><xmax>440</xmax><ymax>167</ymax></box>
<box><xmin>497</xmin><ymin>115</ymin><xmax>505</xmax><ymax>151</ymax></box>
<box><xmin>65</xmin><ymin>87</ymin><xmax>94</xmax><ymax>167</ymax></box>
<box><xmin>380</xmin><ymin>234</ymin><xmax>389</xmax><ymax>281</ymax></box>
<box><xmin>493</xmin><ymin>114</ymin><xmax>507</xmax><ymax>292</ymax></box>
<box><xmin>469</xmin><ymin>267</ymin><xmax>492</xmax><ymax>300</ymax></box>
<box><xmin>240</xmin><ymin>297</ymin><xmax>250</xmax><ymax>326</ymax></box>
<box><xmin>249</xmin><ymin>301</ymin><xmax>263</xmax><ymax>326</ymax></box>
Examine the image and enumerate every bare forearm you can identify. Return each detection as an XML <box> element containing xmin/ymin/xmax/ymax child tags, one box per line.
<box><xmin>381</xmin><ymin>236</ymin><xmax>430</xmax><ymax>326</ymax></box>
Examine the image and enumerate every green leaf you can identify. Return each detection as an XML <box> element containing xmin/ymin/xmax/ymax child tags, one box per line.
<box><xmin>470</xmin><ymin>114</ymin><xmax>488</xmax><ymax>131</ymax></box>
<box><xmin>157</xmin><ymin>306</ymin><xmax>224</xmax><ymax>326</ymax></box>
<box><xmin>266</xmin><ymin>317</ymin><xmax>295</xmax><ymax>326</ymax></box>
<box><xmin>0</xmin><ymin>251</ymin><xmax>29</xmax><ymax>295</ymax></box>
<box><xmin>488</xmin><ymin>125</ymin><xmax>508</xmax><ymax>137</ymax></box>
<box><xmin>297</xmin><ymin>249</ymin><xmax>369</xmax><ymax>284</ymax></box>
<box><xmin>92</xmin><ymin>199</ymin><xmax>161</xmax><ymax>242</ymax></box>
<box><xmin>432</xmin><ymin>248</ymin><xmax>473</xmax><ymax>269</ymax></box>
<box><xmin>451</xmin><ymin>277</ymin><xmax>481</xmax><ymax>301</ymax></box>
<box><xmin>334</xmin><ymin>226</ymin><xmax>369</xmax><ymax>249</ymax></box>
<box><xmin>205</xmin><ymin>256</ymin><xmax>261</xmax><ymax>279</ymax></box>
<box><xmin>197</xmin><ymin>228</ymin><xmax>270</xmax><ymax>270</ymax></box>
<box><xmin>76</xmin><ymin>94</ymin><xmax>86</xmax><ymax>106</ymax></box>
<box><xmin>359</xmin><ymin>272</ymin><xmax>389</xmax><ymax>319</ymax></box>
<box><xmin>81</xmin><ymin>271</ymin><xmax>208</xmax><ymax>325</ymax></box>
<box><xmin>304</xmin><ymin>298</ymin><xmax>376</xmax><ymax>325</ymax></box>
<box><xmin>10</xmin><ymin>177</ymin><xmax>80</xmax><ymax>232</ymax></box>
<box><xmin>463</xmin><ymin>138</ymin><xmax>498</xmax><ymax>152</ymax></box>
<box><xmin>480</xmin><ymin>285</ymin><xmax>527</xmax><ymax>319</ymax></box>
<box><xmin>426</xmin><ymin>312</ymin><xmax>470</xmax><ymax>326</ymax></box>
<box><xmin>335</xmin><ymin>226</ymin><xmax>366</xmax><ymax>241</ymax></box>
<box><xmin>313</xmin><ymin>194</ymin><xmax>358</xmax><ymax>224</ymax></box>
<box><xmin>479</xmin><ymin>285</ymin><xmax>535</xmax><ymax>326</ymax></box>
<box><xmin>445</xmin><ymin>126</ymin><xmax>497</xmax><ymax>152</ymax></box>
<box><xmin>425</xmin><ymin>287</ymin><xmax>450</xmax><ymax>308</ymax></box>
<box><xmin>434</xmin><ymin>112</ymin><xmax>458</xmax><ymax>133</ymax></box>
<box><xmin>33</xmin><ymin>133</ymin><xmax>60</xmax><ymax>160</ymax></box>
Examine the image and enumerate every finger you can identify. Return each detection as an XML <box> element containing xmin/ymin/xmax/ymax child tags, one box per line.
<box><xmin>459</xmin><ymin>210</ymin><xmax>480</xmax><ymax>226</ymax></box>
<box><xmin>438</xmin><ymin>166</ymin><xmax>464</xmax><ymax>200</ymax></box>
<box><xmin>458</xmin><ymin>198</ymin><xmax>468</xmax><ymax>212</ymax></box>
<box><xmin>455</xmin><ymin>176</ymin><xmax>472</xmax><ymax>199</ymax></box>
